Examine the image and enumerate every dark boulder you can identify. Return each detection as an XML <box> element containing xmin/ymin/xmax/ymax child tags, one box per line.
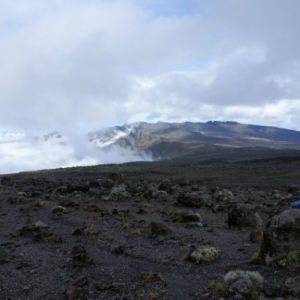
<box><xmin>171</xmin><ymin>211</ymin><xmax>202</xmax><ymax>223</ymax></box>
<box><xmin>228</xmin><ymin>204</ymin><xmax>262</xmax><ymax>230</ymax></box>
<box><xmin>158</xmin><ymin>179</ymin><xmax>172</xmax><ymax>193</ymax></box>
<box><xmin>259</xmin><ymin>209</ymin><xmax>300</xmax><ymax>267</ymax></box>
<box><xmin>177</xmin><ymin>192</ymin><xmax>203</xmax><ymax>208</ymax></box>
<box><xmin>151</xmin><ymin>222</ymin><xmax>171</xmax><ymax>235</ymax></box>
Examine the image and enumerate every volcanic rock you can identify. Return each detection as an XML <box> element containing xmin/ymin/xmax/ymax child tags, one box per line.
<box><xmin>259</xmin><ymin>209</ymin><xmax>300</xmax><ymax>267</ymax></box>
<box><xmin>249</xmin><ymin>230</ymin><xmax>263</xmax><ymax>243</ymax></box>
<box><xmin>150</xmin><ymin>222</ymin><xmax>171</xmax><ymax>235</ymax></box>
<box><xmin>66</xmin><ymin>285</ymin><xmax>87</xmax><ymax>300</ymax></box>
<box><xmin>158</xmin><ymin>179</ymin><xmax>172</xmax><ymax>193</ymax></box>
<box><xmin>228</xmin><ymin>204</ymin><xmax>262</xmax><ymax>230</ymax></box>
<box><xmin>177</xmin><ymin>192</ymin><xmax>203</xmax><ymax>208</ymax></box>
<box><xmin>51</xmin><ymin>205</ymin><xmax>67</xmax><ymax>214</ymax></box>
<box><xmin>171</xmin><ymin>211</ymin><xmax>202</xmax><ymax>223</ymax></box>
<box><xmin>72</xmin><ymin>245</ymin><xmax>93</xmax><ymax>267</ymax></box>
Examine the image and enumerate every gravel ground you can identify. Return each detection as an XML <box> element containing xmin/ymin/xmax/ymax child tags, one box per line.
<box><xmin>1</xmin><ymin>156</ymin><xmax>300</xmax><ymax>299</ymax></box>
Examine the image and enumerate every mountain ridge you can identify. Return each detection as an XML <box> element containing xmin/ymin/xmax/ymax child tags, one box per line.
<box><xmin>88</xmin><ymin>121</ymin><xmax>300</xmax><ymax>159</ymax></box>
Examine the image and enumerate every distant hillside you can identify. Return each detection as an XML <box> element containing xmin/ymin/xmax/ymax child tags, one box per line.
<box><xmin>89</xmin><ymin>121</ymin><xmax>300</xmax><ymax>160</ymax></box>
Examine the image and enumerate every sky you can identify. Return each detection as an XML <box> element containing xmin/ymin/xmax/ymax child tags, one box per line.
<box><xmin>1</xmin><ymin>0</ymin><xmax>300</xmax><ymax>173</ymax></box>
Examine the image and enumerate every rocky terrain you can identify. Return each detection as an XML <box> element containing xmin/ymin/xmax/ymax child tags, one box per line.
<box><xmin>1</xmin><ymin>153</ymin><xmax>300</xmax><ymax>299</ymax></box>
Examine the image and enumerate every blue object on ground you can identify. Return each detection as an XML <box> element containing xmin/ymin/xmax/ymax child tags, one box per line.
<box><xmin>290</xmin><ymin>200</ymin><xmax>300</xmax><ymax>209</ymax></box>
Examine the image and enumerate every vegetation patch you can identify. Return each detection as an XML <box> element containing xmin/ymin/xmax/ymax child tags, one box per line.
<box><xmin>188</xmin><ymin>246</ymin><xmax>219</xmax><ymax>263</ymax></box>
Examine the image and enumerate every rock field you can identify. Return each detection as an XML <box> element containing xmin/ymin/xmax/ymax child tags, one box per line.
<box><xmin>0</xmin><ymin>156</ymin><xmax>300</xmax><ymax>299</ymax></box>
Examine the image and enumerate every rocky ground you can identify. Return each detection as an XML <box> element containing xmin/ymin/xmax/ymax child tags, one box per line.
<box><xmin>1</xmin><ymin>155</ymin><xmax>300</xmax><ymax>300</ymax></box>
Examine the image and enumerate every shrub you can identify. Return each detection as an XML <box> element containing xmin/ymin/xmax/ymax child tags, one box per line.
<box><xmin>224</xmin><ymin>270</ymin><xmax>264</xmax><ymax>299</ymax></box>
<box><xmin>209</xmin><ymin>281</ymin><xmax>227</xmax><ymax>294</ymax></box>
<box><xmin>189</xmin><ymin>247</ymin><xmax>219</xmax><ymax>263</ymax></box>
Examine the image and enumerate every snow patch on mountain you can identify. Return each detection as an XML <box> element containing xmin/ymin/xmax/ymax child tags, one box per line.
<box><xmin>89</xmin><ymin>125</ymin><xmax>135</xmax><ymax>148</ymax></box>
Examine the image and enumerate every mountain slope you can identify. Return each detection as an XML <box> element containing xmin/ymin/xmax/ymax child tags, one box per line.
<box><xmin>89</xmin><ymin>121</ymin><xmax>300</xmax><ymax>159</ymax></box>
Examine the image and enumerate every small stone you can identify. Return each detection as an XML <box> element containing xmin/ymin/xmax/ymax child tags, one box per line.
<box><xmin>233</xmin><ymin>295</ymin><xmax>246</xmax><ymax>300</ymax></box>
<box><xmin>73</xmin><ymin>276</ymin><xmax>88</xmax><ymax>287</ymax></box>
<box><xmin>137</xmin><ymin>208</ymin><xmax>147</xmax><ymax>214</ymax></box>
<box><xmin>151</xmin><ymin>222</ymin><xmax>171</xmax><ymax>235</ymax></box>
<box><xmin>65</xmin><ymin>201</ymin><xmax>79</xmax><ymax>207</ymax></box>
<box><xmin>185</xmin><ymin>222</ymin><xmax>204</xmax><ymax>228</ymax></box>
<box><xmin>51</xmin><ymin>206</ymin><xmax>67</xmax><ymax>214</ymax></box>
<box><xmin>0</xmin><ymin>249</ymin><xmax>10</xmax><ymax>264</ymax></box>
<box><xmin>88</xmin><ymin>187</ymin><xmax>101</xmax><ymax>196</ymax></box>
<box><xmin>44</xmin><ymin>233</ymin><xmax>62</xmax><ymax>243</ymax></box>
<box><xmin>34</xmin><ymin>221</ymin><xmax>50</xmax><ymax>229</ymax></box>
<box><xmin>158</xmin><ymin>179</ymin><xmax>171</xmax><ymax>192</ymax></box>
<box><xmin>171</xmin><ymin>211</ymin><xmax>202</xmax><ymax>223</ymax></box>
<box><xmin>177</xmin><ymin>192</ymin><xmax>203</xmax><ymax>208</ymax></box>
<box><xmin>82</xmin><ymin>204</ymin><xmax>104</xmax><ymax>213</ymax></box>
<box><xmin>72</xmin><ymin>228</ymin><xmax>82</xmax><ymax>236</ymax></box>
<box><xmin>250</xmin><ymin>231</ymin><xmax>263</xmax><ymax>243</ymax></box>
<box><xmin>287</xmin><ymin>185</ymin><xmax>300</xmax><ymax>194</ymax></box>
<box><xmin>112</xmin><ymin>282</ymin><xmax>126</xmax><ymax>289</ymax></box>
<box><xmin>17</xmin><ymin>192</ymin><xmax>28</xmax><ymax>197</ymax></box>
<box><xmin>140</xmin><ymin>272</ymin><xmax>164</xmax><ymax>282</ymax></box>
<box><xmin>97</xmin><ymin>178</ymin><xmax>115</xmax><ymax>189</ymax></box>
<box><xmin>19</xmin><ymin>224</ymin><xmax>40</xmax><ymax>235</ymax></box>
<box><xmin>66</xmin><ymin>285</ymin><xmax>87</xmax><ymax>300</ymax></box>
<box><xmin>201</xmin><ymin>292</ymin><xmax>212</xmax><ymax>299</ymax></box>
<box><xmin>72</xmin><ymin>245</ymin><xmax>93</xmax><ymax>267</ymax></box>
<box><xmin>96</xmin><ymin>282</ymin><xmax>113</xmax><ymax>290</ymax></box>
<box><xmin>54</xmin><ymin>185</ymin><xmax>68</xmax><ymax>194</ymax></box>
<box><xmin>112</xmin><ymin>245</ymin><xmax>125</xmax><ymax>254</ymax></box>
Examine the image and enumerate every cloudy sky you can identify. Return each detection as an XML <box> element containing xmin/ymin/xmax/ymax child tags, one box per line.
<box><xmin>1</xmin><ymin>0</ymin><xmax>300</xmax><ymax>173</ymax></box>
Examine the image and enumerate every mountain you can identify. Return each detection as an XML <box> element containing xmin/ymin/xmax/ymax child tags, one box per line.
<box><xmin>88</xmin><ymin>121</ymin><xmax>300</xmax><ymax>160</ymax></box>
<box><xmin>2</xmin><ymin>121</ymin><xmax>300</xmax><ymax>174</ymax></box>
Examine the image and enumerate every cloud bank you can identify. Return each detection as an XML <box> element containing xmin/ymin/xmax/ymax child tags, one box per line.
<box><xmin>0</xmin><ymin>131</ymin><xmax>152</xmax><ymax>174</ymax></box>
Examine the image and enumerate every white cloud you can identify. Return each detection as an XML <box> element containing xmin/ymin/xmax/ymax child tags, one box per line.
<box><xmin>1</xmin><ymin>1</ymin><xmax>299</xmax><ymax>127</ymax></box>
<box><xmin>0</xmin><ymin>131</ymin><xmax>152</xmax><ymax>174</ymax></box>
<box><xmin>0</xmin><ymin>1</ymin><xmax>216</xmax><ymax>130</ymax></box>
